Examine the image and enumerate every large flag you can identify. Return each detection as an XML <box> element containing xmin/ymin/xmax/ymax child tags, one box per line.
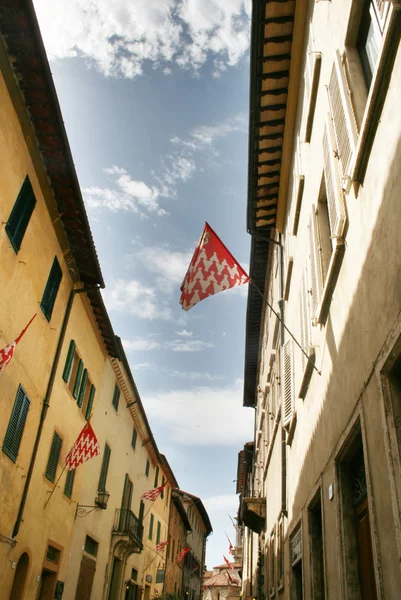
<box><xmin>225</xmin><ymin>532</ymin><xmax>234</xmax><ymax>555</ymax></box>
<box><xmin>156</xmin><ymin>540</ymin><xmax>168</xmax><ymax>553</ymax></box>
<box><xmin>223</xmin><ymin>556</ymin><xmax>234</xmax><ymax>570</ymax></box>
<box><xmin>65</xmin><ymin>421</ymin><xmax>101</xmax><ymax>471</ymax></box>
<box><xmin>176</xmin><ymin>546</ymin><xmax>191</xmax><ymax>563</ymax></box>
<box><xmin>142</xmin><ymin>480</ymin><xmax>167</xmax><ymax>501</ymax></box>
<box><xmin>180</xmin><ymin>223</ymin><xmax>249</xmax><ymax>311</ymax></box>
<box><xmin>0</xmin><ymin>314</ymin><xmax>36</xmax><ymax>374</ymax></box>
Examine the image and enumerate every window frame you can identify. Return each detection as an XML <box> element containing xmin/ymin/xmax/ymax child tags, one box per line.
<box><xmin>40</xmin><ymin>257</ymin><xmax>62</xmax><ymax>322</ymax></box>
<box><xmin>112</xmin><ymin>384</ymin><xmax>120</xmax><ymax>412</ymax></box>
<box><xmin>2</xmin><ymin>385</ymin><xmax>30</xmax><ymax>462</ymax></box>
<box><xmin>98</xmin><ymin>443</ymin><xmax>111</xmax><ymax>492</ymax></box>
<box><xmin>64</xmin><ymin>469</ymin><xmax>75</xmax><ymax>499</ymax></box>
<box><xmin>45</xmin><ymin>431</ymin><xmax>63</xmax><ymax>483</ymax></box>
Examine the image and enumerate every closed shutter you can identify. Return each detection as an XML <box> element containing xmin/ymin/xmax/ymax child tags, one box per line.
<box><xmin>156</xmin><ymin>521</ymin><xmax>161</xmax><ymax>544</ymax></box>
<box><xmin>62</xmin><ymin>340</ymin><xmax>76</xmax><ymax>382</ymax></box>
<box><xmin>3</xmin><ymin>385</ymin><xmax>30</xmax><ymax>462</ymax></box>
<box><xmin>112</xmin><ymin>385</ymin><xmax>120</xmax><ymax>411</ymax></box>
<box><xmin>45</xmin><ymin>432</ymin><xmax>62</xmax><ymax>482</ymax></box>
<box><xmin>161</xmin><ymin>476</ymin><xmax>165</xmax><ymax>499</ymax></box>
<box><xmin>282</xmin><ymin>340</ymin><xmax>293</xmax><ymax>427</ymax></box>
<box><xmin>64</xmin><ymin>469</ymin><xmax>75</xmax><ymax>498</ymax></box>
<box><xmin>323</xmin><ymin>117</ymin><xmax>346</xmax><ymax>241</ymax></box>
<box><xmin>154</xmin><ymin>466</ymin><xmax>159</xmax><ymax>488</ymax></box>
<box><xmin>132</xmin><ymin>427</ymin><xmax>137</xmax><ymax>450</ymax></box>
<box><xmin>149</xmin><ymin>514</ymin><xmax>154</xmax><ymax>540</ymax></box>
<box><xmin>98</xmin><ymin>443</ymin><xmax>111</xmax><ymax>491</ymax></box>
<box><xmin>328</xmin><ymin>51</ymin><xmax>357</xmax><ymax>176</ymax></box>
<box><xmin>73</xmin><ymin>360</ymin><xmax>84</xmax><ymax>399</ymax></box>
<box><xmin>308</xmin><ymin>208</ymin><xmax>323</xmax><ymax>316</ymax></box>
<box><xmin>299</xmin><ymin>269</ymin><xmax>311</xmax><ymax>373</ymax></box>
<box><xmin>85</xmin><ymin>385</ymin><xmax>96</xmax><ymax>421</ymax></box>
<box><xmin>40</xmin><ymin>257</ymin><xmax>62</xmax><ymax>321</ymax></box>
<box><xmin>77</xmin><ymin>369</ymin><xmax>88</xmax><ymax>408</ymax></box>
<box><xmin>139</xmin><ymin>500</ymin><xmax>145</xmax><ymax>524</ymax></box>
<box><xmin>5</xmin><ymin>177</ymin><xmax>36</xmax><ymax>252</ymax></box>
<box><xmin>304</xmin><ymin>22</ymin><xmax>322</xmax><ymax>142</ymax></box>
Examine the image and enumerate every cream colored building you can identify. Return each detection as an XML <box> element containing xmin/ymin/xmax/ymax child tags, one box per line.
<box><xmin>0</xmin><ymin>2</ymin><xmax>119</xmax><ymax>599</ymax></box>
<box><xmin>176</xmin><ymin>491</ymin><xmax>212</xmax><ymax>600</ymax></box>
<box><xmin>239</xmin><ymin>0</ymin><xmax>401</xmax><ymax>598</ymax></box>
<box><xmin>164</xmin><ymin>491</ymin><xmax>192</xmax><ymax>598</ymax></box>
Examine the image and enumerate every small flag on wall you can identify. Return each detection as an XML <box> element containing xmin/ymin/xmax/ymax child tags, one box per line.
<box><xmin>180</xmin><ymin>223</ymin><xmax>249</xmax><ymax>311</ymax></box>
<box><xmin>225</xmin><ymin>532</ymin><xmax>234</xmax><ymax>555</ymax></box>
<box><xmin>142</xmin><ymin>480</ymin><xmax>167</xmax><ymax>501</ymax></box>
<box><xmin>0</xmin><ymin>314</ymin><xmax>36</xmax><ymax>374</ymax></box>
<box><xmin>65</xmin><ymin>421</ymin><xmax>101</xmax><ymax>471</ymax></box>
<box><xmin>223</xmin><ymin>556</ymin><xmax>234</xmax><ymax>570</ymax></box>
<box><xmin>176</xmin><ymin>546</ymin><xmax>191</xmax><ymax>563</ymax></box>
<box><xmin>156</xmin><ymin>540</ymin><xmax>168</xmax><ymax>553</ymax></box>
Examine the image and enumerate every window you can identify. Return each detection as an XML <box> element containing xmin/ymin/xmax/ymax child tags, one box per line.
<box><xmin>45</xmin><ymin>432</ymin><xmax>62</xmax><ymax>482</ymax></box>
<box><xmin>149</xmin><ymin>513</ymin><xmax>154</xmax><ymax>540</ymax></box>
<box><xmin>98</xmin><ymin>443</ymin><xmax>111</xmax><ymax>492</ymax></box>
<box><xmin>154</xmin><ymin>465</ymin><xmax>159</xmax><ymax>488</ymax></box>
<box><xmin>290</xmin><ymin>526</ymin><xmax>303</xmax><ymax>600</ymax></box>
<box><xmin>40</xmin><ymin>257</ymin><xmax>62</xmax><ymax>321</ymax></box>
<box><xmin>303</xmin><ymin>22</ymin><xmax>322</xmax><ymax>143</ymax></box>
<box><xmin>62</xmin><ymin>340</ymin><xmax>96</xmax><ymax>419</ymax></box>
<box><xmin>269</xmin><ymin>528</ymin><xmax>275</xmax><ymax>597</ymax></box>
<box><xmin>112</xmin><ymin>384</ymin><xmax>120</xmax><ymax>412</ymax></box>
<box><xmin>156</xmin><ymin>521</ymin><xmax>161</xmax><ymax>545</ymax></box>
<box><xmin>139</xmin><ymin>500</ymin><xmax>145</xmax><ymax>524</ymax></box>
<box><xmin>64</xmin><ymin>469</ymin><xmax>75</xmax><ymax>499</ymax></box>
<box><xmin>3</xmin><ymin>385</ymin><xmax>30</xmax><ymax>462</ymax></box>
<box><xmin>277</xmin><ymin>517</ymin><xmax>284</xmax><ymax>590</ymax></box>
<box><xmin>282</xmin><ymin>340</ymin><xmax>294</xmax><ymax>430</ymax></box>
<box><xmin>5</xmin><ymin>176</ymin><xmax>36</xmax><ymax>253</ymax></box>
<box><xmin>298</xmin><ymin>268</ymin><xmax>314</xmax><ymax>399</ymax></box>
<box><xmin>132</xmin><ymin>427</ymin><xmax>137</xmax><ymax>450</ymax></box>
<box><xmin>357</xmin><ymin>0</ymin><xmax>383</xmax><ymax>89</ymax></box>
<box><xmin>161</xmin><ymin>476</ymin><xmax>165</xmax><ymax>499</ymax></box>
<box><xmin>145</xmin><ymin>459</ymin><xmax>150</xmax><ymax>477</ymax></box>
<box><xmin>308</xmin><ymin>491</ymin><xmax>325</xmax><ymax>599</ymax></box>
<box><xmin>84</xmin><ymin>536</ymin><xmax>99</xmax><ymax>558</ymax></box>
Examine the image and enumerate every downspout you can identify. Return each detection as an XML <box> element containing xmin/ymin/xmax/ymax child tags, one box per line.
<box><xmin>278</xmin><ymin>233</ymin><xmax>287</xmax><ymax>517</ymax></box>
<box><xmin>12</xmin><ymin>285</ymin><xmax>100</xmax><ymax>538</ymax></box>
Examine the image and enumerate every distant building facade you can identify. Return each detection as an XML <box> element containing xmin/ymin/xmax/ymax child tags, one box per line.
<box><xmin>239</xmin><ymin>0</ymin><xmax>401</xmax><ymax>599</ymax></box>
<box><xmin>164</xmin><ymin>491</ymin><xmax>192</xmax><ymax>598</ymax></box>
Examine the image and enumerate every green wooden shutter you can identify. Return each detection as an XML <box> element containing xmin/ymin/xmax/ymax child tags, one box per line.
<box><xmin>73</xmin><ymin>360</ymin><xmax>84</xmax><ymax>399</ymax></box>
<box><xmin>3</xmin><ymin>385</ymin><xmax>30</xmax><ymax>462</ymax></box>
<box><xmin>161</xmin><ymin>476</ymin><xmax>165</xmax><ymax>499</ymax></box>
<box><xmin>40</xmin><ymin>257</ymin><xmax>62</xmax><ymax>321</ymax></box>
<box><xmin>149</xmin><ymin>514</ymin><xmax>154</xmax><ymax>540</ymax></box>
<box><xmin>156</xmin><ymin>521</ymin><xmax>161</xmax><ymax>544</ymax></box>
<box><xmin>85</xmin><ymin>385</ymin><xmax>96</xmax><ymax>421</ymax></box>
<box><xmin>154</xmin><ymin>466</ymin><xmax>159</xmax><ymax>488</ymax></box>
<box><xmin>5</xmin><ymin>176</ymin><xmax>36</xmax><ymax>253</ymax></box>
<box><xmin>131</xmin><ymin>427</ymin><xmax>137</xmax><ymax>450</ymax></box>
<box><xmin>64</xmin><ymin>469</ymin><xmax>75</xmax><ymax>498</ymax></box>
<box><xmin>98</xmin><ymin>443</ymin><xmax>111</xmax><ymax>491</ymax></box>
<box><xmin>112</xmin><ymin>385</ymin><xmax>120</xmax><ymax>411</ymax></box>
<box><xmin>45</xmin><ymin>432</ymin><xmax>62</xmax><ymax>482</ymax></box>
<box><xmin>145</xmin><ymin>459</ymin><xmax>150</xmax><ymax>477</ymax></box>
<box><xmin>62</xmin><ymin>340</ymin><xmax>76</xmax><ymax>382</ymax></box>
<box><xmin>139</xmin><ymin>500</ymin><xmax>145</xmax><ymax>524</ymax></box>
<box><xmin>77</xmin><ymin>369</ymin><xmax>88</xmax><ymax>408</ymax></box>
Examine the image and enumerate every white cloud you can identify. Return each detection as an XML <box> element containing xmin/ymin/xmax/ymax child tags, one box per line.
<box><xmin>165</xmin><ymin>339</ymin><xmax>214</xmax><ymax>352</ymax></box>
<box><xmin>34</xmin><ymin>0</ymin><xmax>251</xmax><ymax>80</ymax></box>
<box><xmin>129</xmin><ymin>362</ymin><xmax>222</xmax><ymax>381</ymax></box>
<box><xmin>122</xmin><ymin>339</ymin><xmax>161</xmax><ymax>351</ymax></box>
<box><xmin>103</xmin><ymin>280</ymin><xmax>173</xmax><ymax>320</ymax></box>
<box><xmin>138</xmin><ymin>246</ymin><xmax>192</xmax><ymax>293</ymax></box>
<box><xmin>142</xmin><ymin>381</ymin><xmax>253</xmax><ymax>445</ymax></box>
<box><xmin>175</xmin><ymin>329</ymin><xmax>193</xmax><ymax>337</ymax></box>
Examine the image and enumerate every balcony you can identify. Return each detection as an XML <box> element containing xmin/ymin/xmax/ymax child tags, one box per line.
<box><xmin>241</xmin><ymin>496</ymin><xmax>266</xmax><ymax>534</ymax></box>
<box><xmin>112</xmin><ymin>509</ymin><xmax>143</xmax><ymax>554</ymax></box>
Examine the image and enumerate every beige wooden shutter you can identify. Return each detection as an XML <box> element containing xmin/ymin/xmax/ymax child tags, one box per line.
<box><xmin>328</xmin><ymin>51</ymin><xmax>357</xmax><ymax>177</ymax></box>
<box><xmin>323</xmin><ymin>116</ymin><xmax>346</xmax><ymax>241</ymax></box>
<box><xmin>304</xmin><ymin>22</ymin><xmax>322</xmax><ymax>142</ymax></box>
<box><xmin>282</xmin><ymin>340</ymin><xmax>293</xmax><ymax>427</ymax></box>
<box><xmin>299</xmin><ymin>269</ymin><xmax>311</xmax><ymax>373</ymax></box>
<box><xmin>308</xmin><ymin>208</ymin><xmax>322</xmax><ymax>317</ymax></box>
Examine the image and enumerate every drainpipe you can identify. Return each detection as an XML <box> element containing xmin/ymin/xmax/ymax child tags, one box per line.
<box><xmin>12</xmin><ymin>285</ymin><xmax>100</xmax><ymax>538</ymax></box>
<box><xmin>278</xmin><ymin>234</ymin><xmax>287</xmax><ymax>517</ymax></box>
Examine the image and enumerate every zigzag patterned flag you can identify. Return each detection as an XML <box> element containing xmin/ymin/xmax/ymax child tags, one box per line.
<box><xmin>176</xmin><ymin>546</ymin><xmax>191</xmax><ymax>563</ymax></box>
<box><xmin>156</xmin><ymin>540</ymin><xmax>168</xmax><ymax>553</ymax></box>
<box><xmin>180</xmin><ymin>223</ymin><xmax>249</xmax><ymax>311</ymax></box>
<box><xmin>142</xmin><ymin>479</ymin><xmax>167</xmax><ymax>501</ymax></box>
<box><xmin>65</xmin><ymin>421</ymin><xmax>100</xmax><ymax>471</ymax></box>
<box><xmin>0</xmin><ymin>314</ymin><xmax>36</xmax><ymax>375</ymax></box>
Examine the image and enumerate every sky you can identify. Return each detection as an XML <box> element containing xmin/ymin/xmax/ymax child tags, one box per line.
<box><xmin>33</xmin><ymin>0</ymin><xmax>254</xmax><ymax>570</ymax></box>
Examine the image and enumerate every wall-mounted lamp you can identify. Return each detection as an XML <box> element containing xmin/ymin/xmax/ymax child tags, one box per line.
<box><xmin>75</xmin><ymin>490</ymin><xmax>110</xmax><ymax>518</ymax></box>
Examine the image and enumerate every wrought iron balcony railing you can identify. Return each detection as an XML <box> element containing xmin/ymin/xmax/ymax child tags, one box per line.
<box><xmin>113</xmin><ymin>509</ymin><xmax>143</xmax><ymax>547</ymax></box>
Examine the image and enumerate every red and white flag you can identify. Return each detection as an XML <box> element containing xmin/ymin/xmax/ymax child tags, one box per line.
<box><xmin>65</xmin><ymin>421</ymin><xmax>101</xmax><ymax>471</ymax></box>
<box><xmin>223</xmin><ymin>556</ymin><xmax>234</xmax><ymax>570</ymax></box>
<box><xmin>180</xmin><ymin>223</ymin><xmax>249</xmax><ymax>311</ymax></box>
<box><xmin>0</xmin><ymin>314</ymin><xmax>36</xmax><ymax>375</ymax></box>
<box><xmin>142</xmin><ymin>480</ymin><xmax>167</xmax><ymax>501</ymax></box>
<box><xmin>176</xmin><ymin>546</ymin><xmax>191</xmax><ymax>563</ymax></box>
<box><xmin>225</xmin><ymin>532</ymin><xmax>234</xmax><ymax>555</ymax></box>
<box><xmin>229</xmin><ymin>514</ymin><xmax>240</xmax><ymax>533</ymax></box>
<box><xmin>156</xmin><ymin>540</ymin><xmax>168</xmax><ymax>553</ymax></box>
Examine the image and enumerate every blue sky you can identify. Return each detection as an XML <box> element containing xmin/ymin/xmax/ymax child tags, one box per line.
<box><xmin>34</xmin><ymin>0</ymin><xmax>254</xmax><ymax>569</ymax></box>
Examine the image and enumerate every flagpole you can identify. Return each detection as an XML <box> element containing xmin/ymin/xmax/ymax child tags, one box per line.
<box><xmin>249</xmin><ymin>279</ymin><xmax>321</xmax><ymax>376</ymax></box>
<box><xmin>44</xmin><ymin>463</ymin><xmax>67</xmax><ymax>509</ymax></box>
